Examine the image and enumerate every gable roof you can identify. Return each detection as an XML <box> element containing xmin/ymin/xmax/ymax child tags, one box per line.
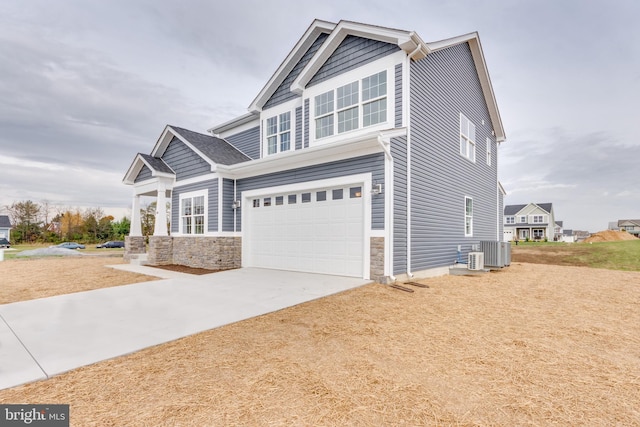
<box><xmin>169</xmin><ymin>126</ymin><xmax>251</xmax><ymax>166</ymax></box>
<box><xmin>504</xmin><ymin>203</ymin><xmax>553</xmax><ymax>216</ymax></box>
<box><xmin>618</xmin><ymin>219</ymin><xmax>640</xmax><ymax>227</ymax></box>
<box><xmin>247</xmin><ymin>19</ymin><xmax>505</xmax><ymax>142</ymax></box>
<box><xmin>0</xmin><ymin>215</ymin><xmax>11</xmax><ymax>228</ymax></box>
<box><xmin>123</xmin><ymin>125</ymin><xmax>251</xmax><ymax>185</ymax></box>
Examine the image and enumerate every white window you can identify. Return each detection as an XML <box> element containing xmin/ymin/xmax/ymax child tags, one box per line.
<box><xmin>465</xmin><ymin>197</ymin><xmax>473</xmax><ymax>236</ymax></box>
<box><xmin>506</xmin><ymin>216</ymin><xmax>515</xmax><ymax>224</ymax></box>
<box><xmin>180</xmin><ymin>191</ymin><xmax>206</xmax><ymax>235</ymax></box>
<box><xmin>314</xmin><ymin>70</ymin><xmax>387</xmax><ymax>140</ymax></box>
<box><xmin>519</xmin><ymin>216</ymin><xmax>526</xmax><ymax>223</ymax></box>
<box><xmin>486</xmin><ymin>137</ymin><xmax>491</xmax><ymax>166</ymax></box>
<box><xmin>532</xmin><ymin>215</ymin><xmax>544</xmax><ymax>223</ymax></box>
<box><xmin>460</xmin><ymin>113</ymin><xmax>476</xmax><ymax>162</ymax></box>
<box><xmin>266</xmin><ymin>111</ymin><xmax>292</xmax><ymax>155</ymax></box>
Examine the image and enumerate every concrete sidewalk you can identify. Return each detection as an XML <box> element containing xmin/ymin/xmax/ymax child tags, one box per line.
<box><xmin>0</xmin><ymin>267</ymin><xmax>369</xmax><ymax>390</ymax></box>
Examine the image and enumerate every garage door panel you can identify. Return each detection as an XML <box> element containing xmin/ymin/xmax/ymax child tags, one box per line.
<box><xmin>246</xmin><ymin>184</ymin><xmax>365</xmax><ymax>277</ymax></box>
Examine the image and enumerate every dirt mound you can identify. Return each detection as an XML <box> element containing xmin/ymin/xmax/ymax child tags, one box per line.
<box><xmin>584</xmin><ymin>230</ymin><xmax>637</xmax><ymax>243</ymax></box>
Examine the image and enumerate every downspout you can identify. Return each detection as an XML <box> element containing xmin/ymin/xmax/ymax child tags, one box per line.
<box><xmin>404</xmin><ymin>43</ymin><xmax>422</xmax><ymax>278</ymax></box>
<box><xmin>377</xmin><ymin>134</ymin><xmax>396</xmax><ymax>282</ymax></box>
<box><xmin>233</xmin><ymin>179</ymin><xmax>237</xmax><ymax>233</ymax></box>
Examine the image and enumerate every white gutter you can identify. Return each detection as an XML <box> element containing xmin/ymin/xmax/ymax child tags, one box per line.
<box><xmin>377</xmin><ymin>133</ymin><xmax>396</xmax><ymax>282</ymax></box>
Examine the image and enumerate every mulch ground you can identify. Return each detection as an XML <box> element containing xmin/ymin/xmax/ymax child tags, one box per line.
<box><xmin>0</xmin><ymin>259</ymin><xmax>638</xmax><ymax>426</ymax></box>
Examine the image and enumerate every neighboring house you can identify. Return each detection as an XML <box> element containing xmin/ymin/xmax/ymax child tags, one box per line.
<box><xmin>123</xmin><ymin>19</ymin><xmax>506</xmax><ymax>282</ymax></box>
<box><xmin>554</xmin><ymin>221</ymin><xmax>565</xmax><ymax>241</ymax></box>
<box><xmin>503</xmin><ymin>203</ymin><xmax>556</xmax><ymax>241</ymax></box>
<box><xmin>0</xmin><ymin>215</ymin><xmax>11</xmax><ymax>243</ymax></box>
<box><xmin>618</xmin><ymin>219</ymin><xmax>640</xmax><ymax>237</ymax></box>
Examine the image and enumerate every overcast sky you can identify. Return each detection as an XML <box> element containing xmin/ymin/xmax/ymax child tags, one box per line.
<box><xmin>1</xmin><ymin>0</ymin><xmax>638</xmax><ymax>232</ymax></box>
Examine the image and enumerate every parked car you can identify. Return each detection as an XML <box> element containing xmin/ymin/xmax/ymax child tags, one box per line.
<box><xmin>52</xmin><ymin>242</ymin><xmax>85</xmax><ymax>250</ymax></box>
<box><xmin>0</xmin><ymin>238</ymin><xmax>9</xmax><ymax>248</ymax></box>
<box><xmin>96</xmin><ymin>241</ymin><xmax>124</xmax><ymax>248</ymax></box>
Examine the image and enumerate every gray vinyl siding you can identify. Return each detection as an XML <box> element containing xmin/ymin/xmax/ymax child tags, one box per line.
<box><xmin>222</xmin><ymin>178</ymin><xmax>235</xmax><ymax>232</ymax></box>
<box><xmin>307</xmin><ymin>36</ymin><xmax>400</xmax><ymax>87</ymax></box>
<box><xmin>134</xmin><ymin>165</ymin><xmax>152</xmax><ymax>183</ymax></box>
<box><xmin>224</xmin><ymin>126</ymin><xmax>260</xmax><ymax>160</ymax></box>
<box><xmin>236</xmin><ymin>153</ymin><xmax>385</xmax><ymax>231</ymax></box>
<box><xmin>303</xmin><ymin>98</ymin><xmax>309</xmax><ymax>148</ymax></box>
<box><xmin>408</xmin><ymin>42</ymin><xmax>499</xmax><ymax>271</ymax></box>
<box><xmin>171</xmin><ymin>179</ymin><xmax>218</xmax><ymax>233</ymax></box>
<box><xmin>264</xmin><ymin>33</ymin><xmax>329</xmax><ymax>109</ymax></box>
<box><xmin>163</xmin><ymin>137</ymin><xmax>211</xmax><ymax>180</ymax></box>
<box><xmin>392</xmin><ymin>63</ymin><xmax>407</xmax><ymax>274</ymax></box>
<box><xmin>295</xmin><ymin>107</ymin><xmax>302</xmax><ymax>150</ymax></box>
<box><xmin>392</xmin><ymin>135</ymin><xmax>407</xmax><ymax>274</ymax></box>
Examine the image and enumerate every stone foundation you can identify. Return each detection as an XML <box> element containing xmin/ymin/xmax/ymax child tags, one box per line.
<box><xmin>147</xmin><ymin>236</ymin><xmax>173</xmax><ymax>265</ymax></box>
<box><xmin>171</xmin><ymin>237</ymin><xmax>241</xmax><ymax>270</ymax></box>
<box><xmin>124</xmin><ymin>236</ymin><xmax>146</xmax><ymax>262</ymax></box>
<box><xmin>370</xmin><ymin>236</ymin><xmax>387</xmax><ymax>283</ymax></box>
<box><xmin>139</xmin><ymin>236</ymin><xmax>242</xmax><ymax>270</ymax></box>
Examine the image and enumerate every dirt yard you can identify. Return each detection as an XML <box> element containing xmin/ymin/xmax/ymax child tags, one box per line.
<box><xmin>0</xmin><ymin>257</ymin><xmax>639</xmax><ymax>426</ymax></box>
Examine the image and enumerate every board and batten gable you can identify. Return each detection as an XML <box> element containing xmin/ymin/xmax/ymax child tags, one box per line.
<box><xmin>408</xmin><ymin>41</ymin><xmax>499</xmax><ymax>272</ymax></box>
<box><xmin>235</xmin><ymin>154</ymin><xmax>385</xmax><ymax>232</ymax></box>
<box><xmin>171</xmin><ymin>179</ymin><xmax>218</xmax><ymax>234</ymax></box>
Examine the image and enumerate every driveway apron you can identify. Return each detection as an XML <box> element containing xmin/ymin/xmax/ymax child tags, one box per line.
<box><xmin>0</xmin><ymin>267</ymin><xmax>369</xmax><ymax>390</ymax></box>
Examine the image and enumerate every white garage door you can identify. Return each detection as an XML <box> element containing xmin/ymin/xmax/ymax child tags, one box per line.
<box><xmin>245</xmin><ymin>185</ymin><xmax>365</xmax><ymax>277</ymax></box>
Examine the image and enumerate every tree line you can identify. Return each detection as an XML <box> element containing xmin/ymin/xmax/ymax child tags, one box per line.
<box><xmin>3</xmin><ymin>200</ymin><xmax>131</xmax><ymax>244</ymax></box>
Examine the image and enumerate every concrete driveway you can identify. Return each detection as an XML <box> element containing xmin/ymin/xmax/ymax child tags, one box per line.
<box><xmin>0</xmin><ymin>267</ymin><xmax>370</xmax><ymax>390</ymax></box>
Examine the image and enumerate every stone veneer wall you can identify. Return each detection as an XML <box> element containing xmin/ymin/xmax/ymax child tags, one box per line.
<box><xmin>370</xmin><ymin>236</ymin><xmax>387</xmax><ymax>283</ymax></box>
<box><xmin>171</xmin><ymin>237</ymin><xmax>241</xmax><ymax>270</ymax></box>
<box><xmin>124</xmin><ymin>236</ymin><xmax>146</xmax><ymax>262</ymax></box>
<box><xmin>147</xmin><ymin>236</ymin><xmax>173</xmax><ymax>265</ymax></box>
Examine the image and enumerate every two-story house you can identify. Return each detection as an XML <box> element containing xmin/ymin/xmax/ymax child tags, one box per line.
<box><xmin>503</xmin><ymin>203</ymin><xmax>556</xmax><ymax>242</ymax></box>
<box><xmin>617</xmin><ymin>219</ymin><xmax>640</xmax><ymax>237</ymax></box>
<box><xmin>123</xmin><ymin>19</ymin><xmax>506</xmax><ymax>283</ymax></box>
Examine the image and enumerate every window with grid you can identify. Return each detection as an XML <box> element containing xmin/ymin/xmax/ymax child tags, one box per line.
<box><xmin>314</xmin><ymin>70</ymin><xmax>387</xmax><ymax>140</ymax></box>
<box><xmin>181</xmin><ymin>194</ymin><xmax>205</xmax><ymax>235</ymax></box>
<box><xmin>266</xmin><ymin>111</ymin><xmax>292</xmax><ymax>155</ymax></box>
<box><xmin>460</xmin><ymin>113</ymin><xmax>476</xmax><ymax>162</ymax></box>
<box><xmin>465</xmin><ymin>197</ymin><xmax>473</xmax><ymax>236</ymax></box>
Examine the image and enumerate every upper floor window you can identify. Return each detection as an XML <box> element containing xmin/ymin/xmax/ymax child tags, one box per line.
<box><xmin>532</xmin><ymin>215</ymin><xmax>544</xmax><ymax>223</ymax></box>
<box><xmin>180</xmin><ymin>192</ymin><xmax>206</xmax><ymax>235</ymax></box>
<box><xmin>519</xmin><ymin>216</ymin><xmax>526</xmax><ymax>223</ymax></box>
<box><xmin>465</xmin><ymin>196</ymin><xmax>473</xmax><ymax>236</ymax></box>
<box><xmin>266</xmin><ymin>111</ymin><xmax>291</xmax><ymax>155</ymax></box>
<box><xmin>505</xmin><ymin>216</ymin><xmax>515</xmax><ymax>224</ymax></box>
<box><xmin>314</xmin><ymin>70</ymin><xmax>387</xmax><ymax>140</ymax></box>
<box><xmin>486</xmin><ymin>137</ymin><xmax>491</xmax><ymax>166</ymax></box>
<box><xmin>460</xmin><ymin>113</ymin><xmax>476</xmax><ymax>162</ymax></box>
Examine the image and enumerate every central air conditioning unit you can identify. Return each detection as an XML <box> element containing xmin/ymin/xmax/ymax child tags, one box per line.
<box><xmin>468</xmin><ymin>252</ymin><xmax>484</xmax><ymax>271</ymax></box>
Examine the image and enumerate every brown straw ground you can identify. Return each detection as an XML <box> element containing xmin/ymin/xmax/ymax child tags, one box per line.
<box><xmin>0</xmin><ymin>262</ymin><xmax>639</xmax><ymax>426</ymax></box>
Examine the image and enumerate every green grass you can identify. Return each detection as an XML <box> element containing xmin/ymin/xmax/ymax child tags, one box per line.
<box><xmin>566</xmin><ymin>240</ymin><xmax>640</xmax><ymax>271</ymax></box>
<box><xmin>512</xmin><ymin>239</ymin><xmax>640</xmax><ymax>271</ymax></box>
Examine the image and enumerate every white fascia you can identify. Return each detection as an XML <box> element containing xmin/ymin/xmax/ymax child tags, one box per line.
<box><xmin>209</xmin><ymin>113</ymin><xmax>260</xmax><ymax>138</ymax></box>
<box><xmin>151</xmin><ymin>126</ymin><xmax>217</xmax><ymax>172</ymax></box>
<box><xmin>291</xmin><ymin>21</ymin><xmax>425</xmax><ymax>94</ymax></box>
<box><xmin>217</xmin><ymin>127</ymin><xmax>406</xmax><ymax>180</ymax></box>
<box><xmin>248</xmin><ymin>20</ymin><xmax>337</xmax><ymax>113</ymax></box>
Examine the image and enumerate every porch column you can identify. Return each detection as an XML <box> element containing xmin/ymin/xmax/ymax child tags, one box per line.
<box><xmin>154</xmin><ymin>181</ymin><xmax>168</xmax><ymax>236</ymax></box>
<box><xmin>130</xmin><ymin>194</ymin><xmax>142</xmax><ymax>237</ymax></box>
